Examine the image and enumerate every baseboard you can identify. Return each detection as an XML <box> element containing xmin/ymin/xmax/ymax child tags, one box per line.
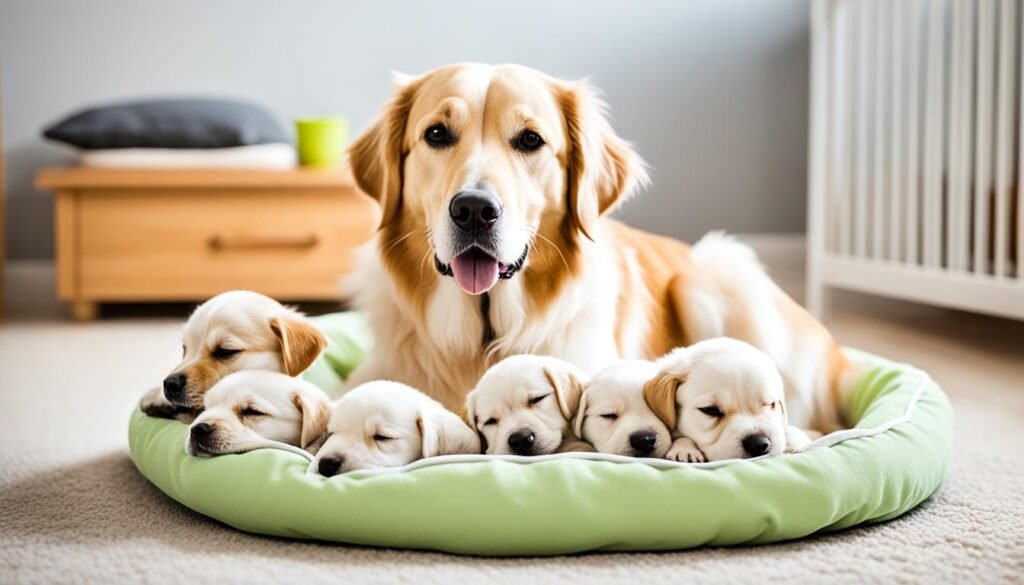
<box><xmin>3</xmin><ymin>260</ymin><xmax>65</xmax><ymax>320</ymax></box>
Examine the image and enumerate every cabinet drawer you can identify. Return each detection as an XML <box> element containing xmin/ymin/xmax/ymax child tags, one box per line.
<box><xmin>76</xmin><ymin>188</ymin><xmax>378</xmax><ymax>300</ymax></box>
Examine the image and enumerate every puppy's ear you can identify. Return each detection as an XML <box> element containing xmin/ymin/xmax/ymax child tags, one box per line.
<box><xmin>347</xmin><ymin>72</ymin><xmax>423</xmax><ymax>228</ymax></box>
<box><xmin>572</xmin><ymin>390</ymin><xmax>589</xmax><ymax>440</ymax></box>
<box><xmin>643</xmin><ymin>370</ymin><xmax>685</xmax><ymax>430</ymax></box>
<box><xmin>292</xmin><ymin>388</ymin><xmax>330</xmax><ymax>450</ymax></box>
<box><xmin>556</xmin><ymin>80</ymin><xmax>650</xmax><ymax>240</ymax></box>
<box><xmin>270</xmin><ymin>316</ymin><xmax>327</xmax><ymax>376</ymax></box>
<box><xmin>462</xmin><ymin>391</ymin><xmax>489</xmax><ymax>453</ymax></box>
<box><xmin>544</xmin><ymin>367</ymin><xmax>585</xmax><ymax>421</ymax></box>
<box><xmin>418</xmin><ymin>409</ymin><xmax>481</xmax><ymax>458</ymax></box>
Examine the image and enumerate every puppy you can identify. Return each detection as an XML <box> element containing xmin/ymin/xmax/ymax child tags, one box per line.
<box><xmin>573</xmin><ymin>360</ymin><xmax>672</xmax><ymax>458</ymax></box>
<box><xmin>465</xmin><ymin>355</ymin><xmax>594</xmax><ymax>456</ymax></box>
<box><xmin>644</xmin><ymin>338</ymin><xmax>814</xmax><ymax>462</ymax></box>
<box><xmin>312</xmin><ymin>381</ymin><xmax>480</xmax><ymax>476</ymax></box>
<box><xmin>186</xmin><ymin>370</ymin><xmax>331</xmax><ymax>458</ymax></box>
<box><xmin>140</xmin><ymin>290</ymin><xmax>327</xmax><ymax>419</ymax></box>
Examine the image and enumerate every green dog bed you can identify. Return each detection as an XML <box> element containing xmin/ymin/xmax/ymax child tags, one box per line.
<box><xmin>128</xmin><ymin>312</ymin><xmax>953</xmax><ymax>556</ymax></box>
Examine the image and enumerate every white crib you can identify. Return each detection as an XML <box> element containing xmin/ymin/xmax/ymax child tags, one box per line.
<box><xmin>807</xmin><ymin>0</ymin><xmax>1024</xmax><ymax>320</ymax></box>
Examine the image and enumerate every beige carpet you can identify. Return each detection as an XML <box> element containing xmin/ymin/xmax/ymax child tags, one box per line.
<box><xmin>1</xmin><ymin>298</ymin><xmax>1022</xmax><ymax>584</ymax></box>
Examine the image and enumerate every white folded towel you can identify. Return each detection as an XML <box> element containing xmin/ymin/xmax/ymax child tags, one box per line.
<box><xmin>78</xmin><ymin>143</ymin><xmax>297</xmax><ymax>170</ymax></box>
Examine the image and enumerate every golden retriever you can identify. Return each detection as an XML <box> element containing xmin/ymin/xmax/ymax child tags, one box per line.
<box><xmin>343</xmin><ymin>63</ymin><xmax>850</xmax><ymax>433</ymax></box>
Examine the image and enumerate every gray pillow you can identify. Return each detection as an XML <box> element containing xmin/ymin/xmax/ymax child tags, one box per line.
<box><xmin>43</xmin><ymin>98</ymin><xmax>290</xmax><ymax>149</ymax></box>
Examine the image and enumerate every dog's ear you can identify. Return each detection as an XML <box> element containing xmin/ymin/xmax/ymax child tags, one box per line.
<box><xmin>557</xmin><ymin>80</ymin><xmax>650</xmax><ymax>240</ymax></box>
<box><xmin>418</xmin><ymin>409</ymin><xmax>482</xmax><ymax>458</ymax></box>
<box><xmin>643</xmin><ymin>370</ymin><xmax>685</xmax><ymax>430</ymax></box>
<box><xmin>461</xmin><ymin>391</ymin><xmax>489</xmax><ymax>453</ymax></box>
<box><xmin>572</xmin><ymin>390</ymin><xmax>589</xmax><ymax>440</ymax></box>
<box><xmin>347</xmin><ymin>72</ymin><xmax>422</xmax><ymax>229</ymax></box>
<box><xmin>544</xmin><ymin>367</ymin><xmax>585</xmax><ymax>421</ymax></box>
<box><xmin>292</xmin><ymin>388</ymin><xmax>330</xmax><ymax>450</ymax></box>
<box><xmin>270</xmin><ymin>316</ymin><xmax>327</xmax><ymax>376</ymax></box>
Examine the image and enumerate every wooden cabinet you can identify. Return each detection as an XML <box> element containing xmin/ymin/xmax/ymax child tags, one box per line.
<box><xmin>36</xmin><ymin>168</ymin><xmax>380</xmax><ymax>320</ymax></box>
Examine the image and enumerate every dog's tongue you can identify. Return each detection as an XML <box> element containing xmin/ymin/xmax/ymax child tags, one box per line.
<box><xmin>451</xmin><ymin>249</ymin><xmax>499</xmax><ymax>295</ymax></box>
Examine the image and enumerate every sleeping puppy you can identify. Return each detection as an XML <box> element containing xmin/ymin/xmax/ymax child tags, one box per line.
<box><xmin>312</xmin><ymin>381</ymin><xmax>480</xmax><ymax>476</ymax></box>
<box><xmin>573</xmin><ymin>360</ymin><xmax>672</xmax><ymax>458</ymax></box>
<box><xmin>465</xmin><ymin>355</ymin><xmax>595</xmax><ymax>456</ymax></box>
<box><xmin>140</xmin><ymin>290</ymin><xmax>327</xmax><ymax>419</ymax></box>
<box><xmin>186</xmin><ymin>370</ymin><xmax>331</xmax><ymax>458</ymax></box>
<box><xmin>644</xmin><ymin>338</ymin><xmax>814</xmax><ymax>462</ymax></box>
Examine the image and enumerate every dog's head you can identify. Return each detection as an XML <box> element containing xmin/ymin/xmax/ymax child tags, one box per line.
<box><xmin>348</xmin><ymin>63</ymin><xmax>648</xmax><ymax>296</ymax></box>
<box><xmin>312</xmin><ymin>381</ymin><xmax>480</xmax><ymax>476</ymax></box>
<box><xmin>574</xmin><ymin>360</ymin><xmax>672</xmax><ymax>458</ymax></box>
<box><xmin>643</xmin><ymin>338</ymin><xmax>789</xmax><ymax>461</ymax></box>
<box><xmin>163</xmin><ymin>290</ymin><xmax>327</xmax><ymax>410</ymax></box>
<box><xmin>186</xmin><ymin>370</ymin><xmax>330</xmax><ymax>457</ymax></box>
<box><xmin>465</xmin><ymin>354</ymin><xmax>586</xmax><ymax>456</ymax></box>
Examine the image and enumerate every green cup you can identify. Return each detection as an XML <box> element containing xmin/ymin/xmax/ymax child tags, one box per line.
<box><xmin>296</xmin><ymin>117</ymin><xmax>349</xmax><ymax>168</ymax></box>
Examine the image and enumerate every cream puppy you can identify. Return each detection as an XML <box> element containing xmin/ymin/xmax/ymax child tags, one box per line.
<box><xmin>140</xmin><ymin>290</ymin><xmax>327</xmax><ymax>418</ymax></box>
<box><xmin>186</xmin><ymin>370</ymin><xmax>331</xmax><ymax>458</ymax></box>
<box><xmin>312</xmin><ymin>381</ymin><xmax>480</xmax><ymax>476</ymax></box>
<box><xmin>465</xmin><ymin>355</ymin><xmax>594</xmax><ymax>456</ymax></box>
<box><xmin>574</xmin><ymin>360</ymin><xmax>672</xmax><ymax>458</ymax></box>
<box><xmin>644</xmin><ymin>338</ymin><xmax>814</xmax><ymax>462</ymax></box>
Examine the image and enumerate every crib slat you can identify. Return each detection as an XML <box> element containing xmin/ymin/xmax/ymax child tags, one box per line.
<box><xmin>1019</xmin><ymin>0</ymin><xmax>1024</xmax><ymax>279</ymax></box>
<box><xmin>855</xmin><ymin>0</ymin><xmax>872</xmax><ymax>258</ymax></box>
<box><xmin>948</xmin><ymin>0</ymin><xmax>976</xmax><ymax>272</ymax></box>
<box><xmin>906</xmin><ymin>0</ymin><xmax>923</xmax><ymax>266</ymax></box>
<box><xmin>873</xmin><ymin>0</ymin><xmax>889</xmax><ymax>260</ymax></box>
<box><xmin>923</xmin><ymin>0</ymin><xmax>946</xmax><ymax>268</ymax></box>
<box><xmin>839</xmin><ymin>0</ymin><xmax>858</xmax><ymax>256</ymax></box>
<box><xmin>827</xmin><ymin>0</ymin><xmax>847</xmax><ymax>256</ymax></box>
<box><xmin>993</xmin><ymin>0</ymin><xmax>1018</xmax><ymax>279</ymax></box>
<box><xmin>890</xmin><ymin>0</ymin><xmax>905</xmax><ymax>263</ymax></box>
<box><xmin>974</xmin><ymin>0</ymin><xmax>995</xmax><ymax>275</ymax></box>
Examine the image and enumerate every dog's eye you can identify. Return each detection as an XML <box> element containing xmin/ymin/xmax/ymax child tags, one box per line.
<box><xmin>698</xmin><ymin>405</ymin><xmax>724</xmax><ymax>418</ymax></box>
<box><xmin>769</xmin><ymin>401</ymin><xmax>778</xmax><ymax>410</ymax></box>
<box><xmin>528</xmin><ymin>394</ymin><xmax>549</xmax><ymax>406</ymax></box>
<box><xmin>241</xmin><ymin>407</ymin><xmax>265</xmax><ymax>417</ymax></box>
<box><xmin>513</xmin><ymin>129</ymin><xmax>545</xmax><ymax>153</ymax></box>
<box><xmin>599</xmin><ymin>413</ymin><xmax>619</xmax><ymax>421</ymax></box>
<box><xmin>424</xmin><ymin>123</ymin><xmax>455</xmax><ymax>148</ymax></box>
<box><xmin>373</xmin><ymin>433</ymin><xmax>394</xmax><ymax>443</ymax></box>
<box><xmin>483</xmin><ymin>417</ymin><xmax>498</xmax><ymax>426</ymax></box>
<box><xmin>212</xmin><ymin>346</ymin><xmax>242</xmax><ymax>360</ymax></box>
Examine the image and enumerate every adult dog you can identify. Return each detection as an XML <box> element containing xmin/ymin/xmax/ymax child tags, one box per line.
<box><xmin>344</xmin><ymin>63</ymin><xmax>849</xmax><ymax>433</ymax></box>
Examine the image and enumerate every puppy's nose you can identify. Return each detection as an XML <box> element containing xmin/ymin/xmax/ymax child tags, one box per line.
<box><xmin>163</xmin><ymin>373</ymin><xmax>187</xmax><ymax>403</ymax></box>
<box><xmin>190</xmin><ymin>422</ymin><xmax>213</xmax><ymax>439</ymax></box>
<box><xmin>741</xmin><ymin>433</ymin><xmax>772</xmax><ymax>457</ymax></box>
<box><xmin>318</xmin><ymin>456</ymin><xmax>343</xmax><ymax>477</ymax></box>
<box><xmin>507</xmin><ymin>429</ymin><xmax>536</xmax><ymax>455</ymax></box>
<box><xmin>628</xmin><ymin>430</ymin><xmax>658</xmax><ymax>456</ymax></box>
<box><xmin>449</xmin><ymin>190</ymin><xmax>502</xmax><ymax>233</ymax></box>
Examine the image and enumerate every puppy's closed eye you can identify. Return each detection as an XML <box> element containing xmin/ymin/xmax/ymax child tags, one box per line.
<box><xmin>213</xmin><ymin>346</ymin><xmax>243</xmax><ymax>360</ymax></box>
<box><xmin>599</xmin><ymin>413</ymin><xmax>619</xmax><ymax>421</ymax></box>
<box><xmin>240</xmin><ymin>406</ymin><xmax>266</xmax><ymax>418</ymax></box>
<box><xmin>373</xmin><ymin>433</ymin><xmax>394</xmax><ymax>443</ymax></box>
<box><xmin>698</xmin><ymin>405</ymin><xmax>724</xmax><ymax>418</ymax></box>
<box><xmin>528</xmin><ymin>394</ymin><xmax>550</xmax><ymax>406</ymax></box>
<box><xmin>483</xmin><ymin>417</ymin><xmax>498</xmax><ymax>426</ymax></box>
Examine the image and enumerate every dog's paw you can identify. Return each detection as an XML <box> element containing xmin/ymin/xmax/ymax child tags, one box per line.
<box><xmin>784</xmin><ymin>425</ymin><xmax>814</xmax><ymax>453</ymax></box>
<box><xmin>140</xmin><ymin>386</ymin><xmax>185</xmax><ymax>419</ymax></box>
<box><xmin>558</xmin><ymin>437</ymin><xmax>597</xmax><ymax>453</ymax></box>
<box><xmin>666</xmin><ymin>437</ymin><xmax>706</xmax><ymax>463</ymax></box>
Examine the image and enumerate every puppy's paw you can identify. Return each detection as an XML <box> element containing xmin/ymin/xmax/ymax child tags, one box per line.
<box><xmin>558</xmin><ymin>437</ymin><xmax>597</xmax><ymax>453</ymax></box>
<box><xmin>666</xmin><ymin>437</ymin><xmax>706</xmax><ymax>463</ymax></box>
<box><xmin>784</xmin><ymin>425</ymin><xmax>814</xmax><ymax>453</ymax></box>
<box><xmin>140</xmin><ymin>386</ymin><xmax>177</xmax><ymax>419</ymax></box>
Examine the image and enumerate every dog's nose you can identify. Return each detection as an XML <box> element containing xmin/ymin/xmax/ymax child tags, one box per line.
<box><xmin>318</xmin><ymin>456</ymin><xmax>343</xmax><ymax>477</ymax></box>
<box><xmin>449</xmin><ymin>190</ymin><xmax>502</xmax><ymax>233</ymax></box>
<box><xmin>507</xmin><ymin>429</ymin><xmax>536</xmax><ymax>455</ymax></box>
<box><xmin>741</xmin><ymin>433</ymin><xmax>772</xmax><ymax>457</ymax></box>
<box><xmin>190</xmin><ymin>422</ymin><xmax>213</xmax><ymax>439</ymax></box>
<box><xmin>628</xmin><ymin>430</ymin><xmax>658</xmax><ymax>456</ymax></box>
<box><xmin>163</xmin><ymin>373</ymin><xmax>187</xmax><ymax>403</ymax></box>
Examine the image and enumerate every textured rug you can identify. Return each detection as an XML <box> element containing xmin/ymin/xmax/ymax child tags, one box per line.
<box><xmin>1</xmin><ymin>301</ymin><xmax>1022</xmax><ymax>584</ymax></box>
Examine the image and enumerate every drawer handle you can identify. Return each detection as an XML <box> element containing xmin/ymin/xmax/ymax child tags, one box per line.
<box><xmin>209</xmin><ymin>234</ymin><xmax>319</xmax><ymax>251</ymax></box>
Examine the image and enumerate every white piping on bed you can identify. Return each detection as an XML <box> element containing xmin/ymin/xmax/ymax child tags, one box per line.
<box><xmin>295</xmin><ymin>360</ymin><xmax>936</xmax><ymax>478</ymax></box>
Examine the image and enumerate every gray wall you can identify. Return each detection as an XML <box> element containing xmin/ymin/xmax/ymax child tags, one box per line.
<box><xmin>1</xmin><ymin>0</ymin><xmax>809</xmax><ymax>260</ymax></box>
